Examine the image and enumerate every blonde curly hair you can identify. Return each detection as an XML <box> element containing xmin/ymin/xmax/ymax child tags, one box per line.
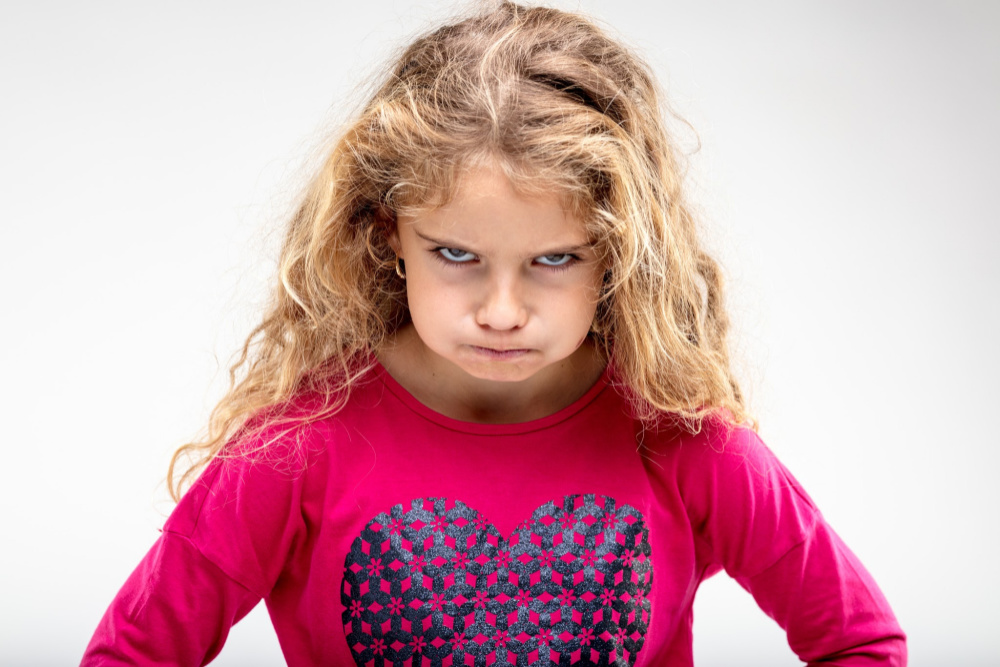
<box><xmin>168</xmin><ymin>1</ymin><xmax>750</xmax><ymax>501</ymax></box>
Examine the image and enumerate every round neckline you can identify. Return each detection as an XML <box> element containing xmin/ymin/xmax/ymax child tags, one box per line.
<box><xmin>373</xmin><ymin>360</ymin><xmax>611</xmax><ymax>435</ymax></box>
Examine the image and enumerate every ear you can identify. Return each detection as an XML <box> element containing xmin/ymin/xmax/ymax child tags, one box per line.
<box><xmin>376</xmin><ymin>205</ymin><xmax>401</xmax><ymax>255</ymax></box>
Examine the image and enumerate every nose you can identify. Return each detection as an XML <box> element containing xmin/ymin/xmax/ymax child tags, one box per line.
<box><xmin>475</xmin><ymin>274</ymin><xmax>528</xmax><ymax>331</ymax></box>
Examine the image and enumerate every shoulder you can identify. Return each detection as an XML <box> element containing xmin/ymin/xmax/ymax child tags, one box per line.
<box><xmin>217</xmin><ymin>359</ymin><xmax>388</xmax><ymax>473</ymax></box>
<box><xmin>640</xmin><ymin>415</ymin><xmax>821</xmax><ymax>576</ymax></box>
<box><xmin>165</xmin><ymin>373</ymin><xmax>365</xmax><ymax>535</ymax></box>
<box><xmin>160</xmin><ymin>407</ymin><xmax>342</xmax><ymax>595</ymax></box>
<box><xmin>167</xmin><ymin>419</ymin><xmax>327</xmax><ymax>525</ymax></box>
<box><xmin>639</xmin><ymin>414</ymin><xmax>782</xmax><ymax>484</ymax></box>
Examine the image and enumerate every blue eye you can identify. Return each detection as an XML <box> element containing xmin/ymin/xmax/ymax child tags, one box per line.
<box><xmin>438</xmin><ymin>247</ymin><xmax>476</xmax><ymax>263</ymax></box>
<box><xmin>536</xmin><ymin>253</ymin><xmax>573</xmax><ymax>267</ymax></box>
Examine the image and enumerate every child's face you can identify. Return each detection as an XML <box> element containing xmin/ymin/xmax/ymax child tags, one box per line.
<box><xmin>390</xmin><ymin>164</ymin><xmax>605</xmax><ymax>387</ymax></box>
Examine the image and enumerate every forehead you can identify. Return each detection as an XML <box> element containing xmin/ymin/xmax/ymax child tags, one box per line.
<box><xmin>399</xmin><ymin>165</ymin><xmax>588</xmax><ymax>249</ymax></box>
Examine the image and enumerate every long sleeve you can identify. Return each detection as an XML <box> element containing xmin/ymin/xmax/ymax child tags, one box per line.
<box><xmin>81</xmin><ymin>531</ymin><xmax>261</xmax><ymax>666</ymax></box>
<box><xmin>672</xmin><ymin>422</ymin><xmax>907</xmax><ymax>665</ymax></box>
<box><xmin>82</xmin><ymin>423</ymin><xmax>317</xmax><ymax>666</ymax></box>
<box><xmin>734</xmin><ymin>519</ymin><xmax>906</xmax><ymax>665</ymax></box>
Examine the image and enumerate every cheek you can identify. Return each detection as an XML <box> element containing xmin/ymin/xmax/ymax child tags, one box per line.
<box><xmin>549</xmin><ymin>287</ymin><xmax>598</xmax><ymax>344</ymax></box>
<box><xmin>406</xmin><ymin>276</ymin><xmax>465</xmax><ymax>330</ymax></box>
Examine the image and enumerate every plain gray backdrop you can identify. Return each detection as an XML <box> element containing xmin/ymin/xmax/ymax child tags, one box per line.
<box><xmin>1</xmin><ymin>1</ymin><xmax>997</xmax><ymax>664</ymax></box>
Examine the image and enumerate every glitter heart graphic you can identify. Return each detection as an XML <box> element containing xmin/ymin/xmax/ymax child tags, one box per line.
<box><xmin>341</xmin><ymin>495</ymin><xmax>652</xmax><ymax>666</ymax></box>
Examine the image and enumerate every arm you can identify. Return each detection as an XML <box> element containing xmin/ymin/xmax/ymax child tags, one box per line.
<box><xmin>674</xmin><ymin>423</ymin><xmax>906</xmax><ymax>665</ymax></box>
<box><xmin>82</xmin><ymin>422</ymin><xmax>317</xmax><ymax>666</ymax></box>
<box><xmin>81</xmin><ymin>532</ymin><xmax>261</xmax><ymax>666</ymax></box>
<box><xmin>734</xmin><ymin>519</ymin><xmax>906</xmax><ymax>666</ymax></box>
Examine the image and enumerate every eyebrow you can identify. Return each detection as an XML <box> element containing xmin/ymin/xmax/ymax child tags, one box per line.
<box><xmin>414</xmin><ymin>230</ymin><xmax>593</xmax><ymax>256</ymax></box>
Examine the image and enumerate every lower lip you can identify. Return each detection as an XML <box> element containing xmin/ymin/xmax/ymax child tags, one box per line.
<box><xmin>470</xmin><ymin>346</ymin><xmax>531</xmax><ymax>360</ymax></box>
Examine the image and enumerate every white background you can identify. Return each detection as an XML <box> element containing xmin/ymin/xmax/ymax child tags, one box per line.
<box><xmin>1</xmin><ymin>1</ymin><xmax>997</xmax><ymax>665</ymax></box>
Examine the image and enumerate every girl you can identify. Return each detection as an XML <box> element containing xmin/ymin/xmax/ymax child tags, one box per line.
<box><xmin>83</xmin><ymin>2</ymin><xmax>906</xmax><ymax>665</ymax></box>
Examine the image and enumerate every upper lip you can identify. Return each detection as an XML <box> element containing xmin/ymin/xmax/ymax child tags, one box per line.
<box><xmin>472</xmin><ymin>345</ymin><xmax>530</xmax><ymax>351</ymax></box>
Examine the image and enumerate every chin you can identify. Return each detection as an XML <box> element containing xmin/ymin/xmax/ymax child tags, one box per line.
<box><xmin>460</xmin><ymin>362</ymin><xmax>537</xmax><ymax>384</ymax></box>
<box><xmin>447</xmin><ymin>353</ymin><xmax>542</xmax><ymax>383</ymax></box>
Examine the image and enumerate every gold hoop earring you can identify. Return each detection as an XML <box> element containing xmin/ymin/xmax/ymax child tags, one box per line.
<box><xmin>395</xmin><ymin>257</ymin><xmax>406</xmax><ymax>279</ymax></box>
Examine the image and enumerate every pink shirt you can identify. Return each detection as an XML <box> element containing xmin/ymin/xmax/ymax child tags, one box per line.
<box><xmin>83</xmin><ymin>363</ymin><xmax>905</xmax><ymax>665</ymax></box>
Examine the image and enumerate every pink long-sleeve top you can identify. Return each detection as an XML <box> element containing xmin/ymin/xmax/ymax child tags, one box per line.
<box><xmin>83</xmin><ymin>362</ymin><xmax>906</xmax><ymax>665</ymax></box>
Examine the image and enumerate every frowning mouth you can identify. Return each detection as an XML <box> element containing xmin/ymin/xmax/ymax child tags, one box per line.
<box><xmin>469</xmin><ymin>346</ymin><xmax>531</xmax><ymax>360</ymax></box>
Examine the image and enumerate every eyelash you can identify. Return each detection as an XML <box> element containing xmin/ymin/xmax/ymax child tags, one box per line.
<box><xmin>430</xmin><ymin>247</ymin><xmax>579</xmax><ymax>272</ymax></box>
